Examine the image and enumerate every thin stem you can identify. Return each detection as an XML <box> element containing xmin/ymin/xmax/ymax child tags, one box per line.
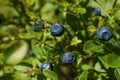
<box><xmin>95</xmin><ymin>1</ymin><xmax>119</xmax><ymax>28</ymax></box>
<box><xmin>59</xmin><ymin>9</ymin><xmax>79</xmax><ymax>19</ymax></box>
<box><xmin>113</xmin><ymin>0</ymin><xmax>117</xmax><ymax>8</ymax></box>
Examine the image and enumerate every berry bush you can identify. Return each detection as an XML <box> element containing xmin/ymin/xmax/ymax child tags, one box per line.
<box><xmin>0</xmin><ymin>0</ymin><xmax>120</xmax><ymax>80</ymax></box>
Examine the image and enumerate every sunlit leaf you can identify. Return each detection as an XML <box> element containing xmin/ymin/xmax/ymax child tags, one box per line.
<box><xmin>84</xmin><ymin>40</ymin><xmax>104</xmax><ymax>53</ymax></box>
<box><xmin>43</xmin><ymin>69</ymin><xmax>58</xmax><ymax>80</ymax></box>
<box><xmin>114</xmin><ymin>69</ymin><xmax>120</xmax><ymax>80</ymax></box>
<box><xmin>99</xmin><ymin>53</ymin><xmax>120</xmax><ymax>68</ymax></box>
<box><xmin>5</xmin><ymin>41</ymin><xmax>28</xmax><ymax>65</ymax></box>
<box><xmin>78</xmin><ymin>70</ymin><xmax>88</xmax><ymax>80</ymax></box>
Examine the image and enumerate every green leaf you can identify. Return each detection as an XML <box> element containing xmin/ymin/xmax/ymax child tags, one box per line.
<box><xmin>78</xmin><ymin>70</ymin><xmax>88</xmax><ymax>80</ymax></box>
<box><xmin>19</xmin><ymin>33</ymin><xmax>33</xmax><ymax>40</ymax></box>
<box><xmin>94</xmin><ymin>62</ymin><xmax>106</xmax><ymax>72</ymax></box>
<box><xmin>87</xmin><ymin>25</ymin><xmax>96</xmax><ymax>37</ymax></box>
<box><xmin>75</xmin><ymin>0</ymin><xmax>82</xmax><ymax>4</ymax></box>
<box><xmin>114</xmin><ymin>5</ymin><xmax>120</xmax><ymax>20</ymax></box>
<box><xmin>84</xmin><ymin>40</ymin><xmax>104</xmax><ymax>53</ymax></box>
<box><xmin>99</xmin><ymin>53</ymin><xmax>120</xmax><ymax>68</ymax></box>
<box><xmin>107</xmin><ymin>38</ymin><xmax>117</xmax><ymax>47</ymax></box>
<box><xmin>26</xmin><ymin>0</ymin><xmax>36</xmax><ymax>6</ymax></box>
<box><xmin>5</xmin><ymin>41</ymin><xmax>28</xmax><ymax>65</ymax></box>
<box><xmin>97</xmin><ymin>0</ymin><xmax>115</xmax><ymax>11</ymax></box>
<box><xmin>78</xmin><ymin>7</ymin><xmax>86</xmax><ymax>14</ymax></box>
<box><xmin>14</xmin><ymin>65</ymin><xmax>32</xmax><ymax>72</ymax></box>
<box><xmin>81</xmin><ymin>64</ymin><xmax>93</xmax><ymax>70</ymax></box>
<box><xmin>114</xmin><ymin>69</ymin><xmax>120</xmax><ymax>80</ymax></box>
<box><xmin>3</xmin><ymin>66</ymin><xmax>14</xmax><ymax>73</ymax></box>
<box><xmin>0</xmin><ymin>70</ymin><xmax>4</xmax><ymax>77</ymax></box>
<box><xmin>31</xmin><ymin>39</ymin><xmax>46</xmax><ymax>59</ymax></box>
<box><xmin>23</xmin><ymin>57</ymin><xmax>40</xmax><ymax>68</ymax></box>
<box><xmin>76</xmin><ymin>57</ymin><xmax>82</xmax><ymax>66</ymax></box>
<box><xmin>71</xmin><ymin>36</ymin><xmax>82</xmax><ymax>46</ymax></box>
<box><xmin>0</xmin><ymin>0</ymin><xmax>13</xmax><ymax>5</ymax></box>
<box><xmin>87</xmin><ymin>25</ymin><xmax>96</xmax><ymax>32</ymax></box>
<box><xmin>68</xmin><ymin>5</ymin><xmax>86</xmax><ymax>15</ymax></box>
<box><xmin>88</xmin><ymin>0</ymin><xmax>115</xmax><ymax>12</ymax></box>
<box><xmin>43</xmin><ymin>69</ymin><xmax>58</xmax><ymax>80</ymax></box>
<box><xmin>0</xmin><ymin>4</ymin><xmax>19</xmax><ymax>18</ymax></box>
<box><xmin>26</xmin><ymin>11</ymin><xmax>40</xmax><ymax>20</ymax></box>
<box><xmin>25</xmin><ymin>0</ymin><xmax>40</xmax><ymax>10</ymax></box>
<box><xmin>13</xmin><ymin>71</ymin><xmax>31</xmax><ymax>80</ymax></box>
<box><xmin>41</xmin><ymin>3</ymin><xmax>58</xmax><ymax>13</ymax></box>
<box><xmin>41</xmin><ymin>2</ymin><xmax>58</xmax><ymax>22</ymax></box>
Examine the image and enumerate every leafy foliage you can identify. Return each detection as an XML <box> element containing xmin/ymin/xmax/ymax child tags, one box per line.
<box><xmin>0</xmin><ymin>0</ymin><xmax>120</xmax><ymax>80</ymax></box>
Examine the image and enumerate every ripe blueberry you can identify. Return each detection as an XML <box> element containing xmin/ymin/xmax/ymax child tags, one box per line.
<box><xmin>31</xmin><ymin>25</ymin><xmax>41</xmax><ymax>32</ymax></box>
<box><xmin>31</xmin><ymin>25</ymin><xmax>37</xmax><ymax>31</ymax></box>
<box><xmin>29</xmin><ymin>50</ymin><xmax>34</xmax><ymax>55</ymax></box>
<box><xmin>94</xmin><ymin>8</ymin><xmax>101</xmax><ymax>16</ymax></box>
<box><xmin>50</xmin><ymin>22</ymin><xmax>64</xmax><ymax>36</ymax></box>
<box><xmin>40</xmin><ymin>62</ymin><xmax>53</xmax><ymax>73</ymax></box>
<box><xmin>97</xmin><ymin>26</ymin><xmax>112</xmax><ymax>41</ymax></box>
<box><xmin>62</xmin><ymin>52</ymin><xmax>75</xmax><ymax>64</ymax></box>
<box><xmin>35</xmin><ymin>21</ymin><xmax>45</xmax><ymax>29</ymax></box>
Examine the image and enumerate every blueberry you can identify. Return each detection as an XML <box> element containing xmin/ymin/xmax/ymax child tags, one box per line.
<box><xmin>29</xmin><ymin>50</ymin><xmax>34</xmax><ymax>55</ymax></box>
<box><xmin>97</xmin><ymin>26</ymin><xmax>112</xmax><ymax>41</ymax></box>
<box><xmin>62</xmin><ymin>52</ymin><xmax>75</xmax><ymax>64</ymax></box>
<box><xmin>40</xmin><ymin>62</ymin><xmax>53</xmax><ymax>73</ymax></box>
<box><xmin>35</xmin><ymin>21</ymin><xmax>45</xmax><ymax>29</ymax></box>
<box><xmin>94</xmin><ymin>8</ymin><xmax>101</xmax><ymax>16</ymax></box>
<box><xmin>31</xmin><ymin>25</ymin><xmax>37</xmax><ymax>31</ymax></box>
<box><xmin>50</xmin><ymin>22</ymin><xmax>64</xmax><ymax>36</ymax></box>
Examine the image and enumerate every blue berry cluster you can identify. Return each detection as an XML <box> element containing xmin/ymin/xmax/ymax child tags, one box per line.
<box><xmin>31</xmin><ymin>21</ymin><xmax>44</xmax><ymax>31</ymax></box>
<box><xmin>35</xmin><ymin>21</ymin><xmax>45</xmax><ymax>29</ymax></box>
<box><xmin>97</xmin><ymin>26</ymin><xmax>112</xmax><ymax>41</ymax></box>
<box><xmin>38</xmin><ymin>16</ymin><xmax>112</xmax><ymax>74</ymax></box>
<box><xmin>40</xmin><ymin>52</ymin><xmax>75</xmax><ymax>73</ymax></box>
